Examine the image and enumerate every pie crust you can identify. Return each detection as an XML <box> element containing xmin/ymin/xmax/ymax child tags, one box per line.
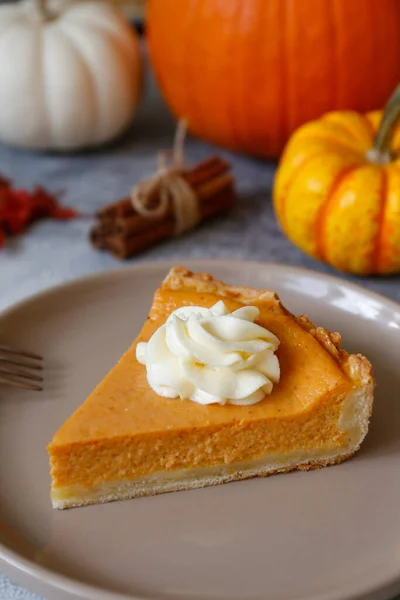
<box><xmin>48</xmin><ymin>268</ymin><xmax>375</xmax><ymax>508</ymax></box>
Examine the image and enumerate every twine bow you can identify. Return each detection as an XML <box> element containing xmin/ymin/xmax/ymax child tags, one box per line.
<box><xmin>131</xmin><ymin>120</ymin><xmax>200</xmax><ymax>235</ymax></box>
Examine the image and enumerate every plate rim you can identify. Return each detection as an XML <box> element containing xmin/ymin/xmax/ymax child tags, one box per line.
<box><xmin>2</xmin><ymin>258</ymin><xmax>400</xmax><ymax>320</ymax></box>
<box><xmin>1</xmin><ymin>258</ymin><xmax>400</xmax><ymax>600</ymax></box>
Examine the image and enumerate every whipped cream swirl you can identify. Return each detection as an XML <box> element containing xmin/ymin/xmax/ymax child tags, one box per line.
<box><xmin>136</xmin><ymin>301</ymin><xmax>280</xmax><ymax>406</ymax></box>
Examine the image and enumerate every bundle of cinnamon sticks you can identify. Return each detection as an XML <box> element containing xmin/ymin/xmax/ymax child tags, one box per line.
<box><xmin>90</xmin><ymin>155</ymin><xmax>236</xmax><ymax>259</ymax></box>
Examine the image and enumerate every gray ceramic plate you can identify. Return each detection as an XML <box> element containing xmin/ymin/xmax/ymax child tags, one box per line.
<box><xmin>1</xmin><ymin>260</ymin><xmax>400</xmax><ymax>600</ymax></box>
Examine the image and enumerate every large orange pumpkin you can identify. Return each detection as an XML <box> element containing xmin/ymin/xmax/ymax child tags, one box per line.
<box><xmin>148</xmin><ymin>0</ymin><xmax>400</xmax><ymax>158</ymax></box>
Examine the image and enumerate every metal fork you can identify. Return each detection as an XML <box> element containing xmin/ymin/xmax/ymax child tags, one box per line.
<box><xmin>0</xmin><ymin>345</ymin><xmax>43</xmax><ymax>391</ymax></box>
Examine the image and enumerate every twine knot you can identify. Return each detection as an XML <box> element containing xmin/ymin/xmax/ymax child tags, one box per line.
<box><xmin>131</xmin><ymin>120</ymin><xmax>200</xmax><ymax>235</ymax></box>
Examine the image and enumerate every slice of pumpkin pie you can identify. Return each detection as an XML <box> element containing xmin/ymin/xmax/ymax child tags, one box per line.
<box><xmin>48</xmin><ymin>267</ymin><xmax>374</xmax><ymax>509</ymax></box>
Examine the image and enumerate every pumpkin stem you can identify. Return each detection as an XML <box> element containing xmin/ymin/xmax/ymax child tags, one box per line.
<box><xmin>367</xmin><ymin>84</ymin><xmax>400</xmax><ymax>165</ymax></box>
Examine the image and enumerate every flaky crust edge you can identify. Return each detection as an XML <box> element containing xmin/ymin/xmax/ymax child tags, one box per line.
<box><xmin>163</xmin><ymin>267</ymin><xmax>375</xmax><ymax>390</ymax></box>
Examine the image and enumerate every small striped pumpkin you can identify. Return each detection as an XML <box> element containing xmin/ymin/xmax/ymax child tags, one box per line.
<box><xmin>273</xmin><ymin>86</ymin><xmax>400</xmax><ymax>275</ymax></box>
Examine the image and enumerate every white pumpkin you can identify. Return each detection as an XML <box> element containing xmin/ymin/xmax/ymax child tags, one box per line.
<box><xmin>0</xmin><ymin>0</ymin><xmax>142</xmax><ymax>150</ymax></box>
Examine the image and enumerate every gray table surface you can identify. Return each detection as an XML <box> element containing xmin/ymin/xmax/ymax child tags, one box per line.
<box><xmin>1</xmin><ymin>62</ymin><xmax>400</xmax><ymax>600</ymax></box>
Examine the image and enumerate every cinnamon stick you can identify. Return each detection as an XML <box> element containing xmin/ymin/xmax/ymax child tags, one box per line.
<box><xmin>97</xmin><ymin>156</ymin><xmax>230</xmax><ymax>221</ymax></box>
<box><xmin>92</xmin><ymin>186</ymin><xmax>235</xmax><ymax>259</ymax></box>
<box><xmin>90</xmin><ymin>156</ymin><xmax>235</xmax><ymax>259</ymax></box>
<box><xmin>98</xmin><ymin>173</ymin><xmax>234</xmax><ymax>237</ymax></box>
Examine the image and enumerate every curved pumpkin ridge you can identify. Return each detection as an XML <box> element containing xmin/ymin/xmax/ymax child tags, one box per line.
<box><xmin>147</xmin><ymin>1</ymin><xmax>189</xmax><ymax>127</ymax></box>
<box><xmin>320</xmin><ymin>164</ymin><xmax>384</xmax><ymax>274</ymax></box>
<box><xmin>318</xmin><ymin>117</ymin><xmax>364</xmax><ymax>147</ymax></box>
<box><xmin>365</xmin><ymin>111</ymin><xmax>381</xmax><ymax>131</ymax></box>
<box><xmin>278</xmin><ymin>117</ymin><xmax>364</xmax><ymax>174</ymax></box>
<box><xmin>275</xmin><ymin>137</ymin><xmax>361</xmax><ymax>210</ymax></box>
<box><xmin>322</xmin><ymin>112</ymin><xmax>373</xmax><ymax>148</ymax></box>
<box><xmin>361</xmin><ymin>113</ymin><xmax>376</xmax><ymax>139</ymax></box>
<box><xmin>274</xmin><ymin>120</ymin><xmax>364</xmax><ymax>234</ymax></box>
<box><xmin>282</xmin><ymin>0</ymin><xmax>293</xmax><ymax>140</ymax></box>
<box><xmin>278</xmin><ymin>0</ymin><xmax>289</xmax><ymax>155</ymax></box>
<box><xmin>315</xmin><ymin>164</ymin><xmax>360</xmax><ymax>265</ymax></box>
<box><xmin>332</xmin><ymin>0</ymin><xmax>365</xmax><ymax>108</ymax></box>
<box><xmin>228</xmin><ymin>0</ymin><xmax>252</xmax><ymax>151</ymax></box>
<box><xmin>274</xmin><ymin>150</ymin><xmax>325</xmax><ymax>233</ymax></box>
<box><xmin>295</xmin><ymin>117</ymin><xmax>368</xmax><ymax>154</ymax></box>
<box><xmin>49</xmin><ymin>28</ymin><xmax>98</xmax><ymax>146</ymax></box>
<box><xmin>326</xmin><ymin>0</ymin><xmax>343</xmax><ymax>109</ymax></box>
<box><xmin>237</xmin><ymin>0</ymin><xmax>287</xmax><ymax>156</ymax></box>
<box><xmin>293</xmin><ymin>132</ymin><xmax>364</xmax><ymax>158</ymax></box>
<box><xmin>369</xmin><ymin>0</ymin><xmax>400</xmax><ymax>108</ymax></box>
<box><xmin>283</xmin><ymin>0</ymin><xmax>336</xmax><ymax>137</ymax></box>
<box><xmin>369</xmin><ymin>169</ymin><xmax>388</xmax><ymax>274</ymax></box>
<box><xmin>183</xmin><ymin>0</ymin><xmax>213</xmax><ymax>141</ymax></box>
<box><xmin>380</xmin><ymin>167</ymin><xmax>400</xmax><ymax>273</ymax></box>
<box><xmin>195</xmin><ymin>0</ymin><xmax>241</xmax><ymax>150</ymax></box>
<box><xmin>328</xmin><ymin>0</ymin><xmax>338</xmax><ymax>108</ymax></box>
<box><xmin>194</xmin><ymin>0</ymin><xmax>244</xmax><ymax>151</ymax></box>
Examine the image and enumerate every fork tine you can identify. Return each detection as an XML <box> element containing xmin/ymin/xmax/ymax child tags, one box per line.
<box><xmin>0</xmin><ymin>345</ymin><xmax>44</xmax><ymax>391</ymax></box>
<box><xmin>0</xmin><ymin>367</ymin><xmax>43</xmax><ymax>383</ymax></box>
<box><xmin>0</xmin><ymin>374</ymin><xmax>43</xmax><ymax>391</ymax></box>
<box><xmin>0</xmin><ymin>357</ymin><xmax>44</xmax><ymax>371</ymax></box>
<box><xmin>0</xmin><ymin>345</ymin><xmax>43</xmax><ymax>361</ymax></box>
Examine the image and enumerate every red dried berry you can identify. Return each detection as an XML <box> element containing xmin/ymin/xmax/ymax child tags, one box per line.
<box><xmin>0</xmin><ymin>178</ymin><xmax>78</xmax><ymax>247</ymax></box>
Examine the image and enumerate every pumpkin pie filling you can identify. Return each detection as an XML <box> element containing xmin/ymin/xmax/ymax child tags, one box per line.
<box><xmin>48</xmin><ymin>268</ymin><xmax>374</xmax><ymax>508</ymax></box>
